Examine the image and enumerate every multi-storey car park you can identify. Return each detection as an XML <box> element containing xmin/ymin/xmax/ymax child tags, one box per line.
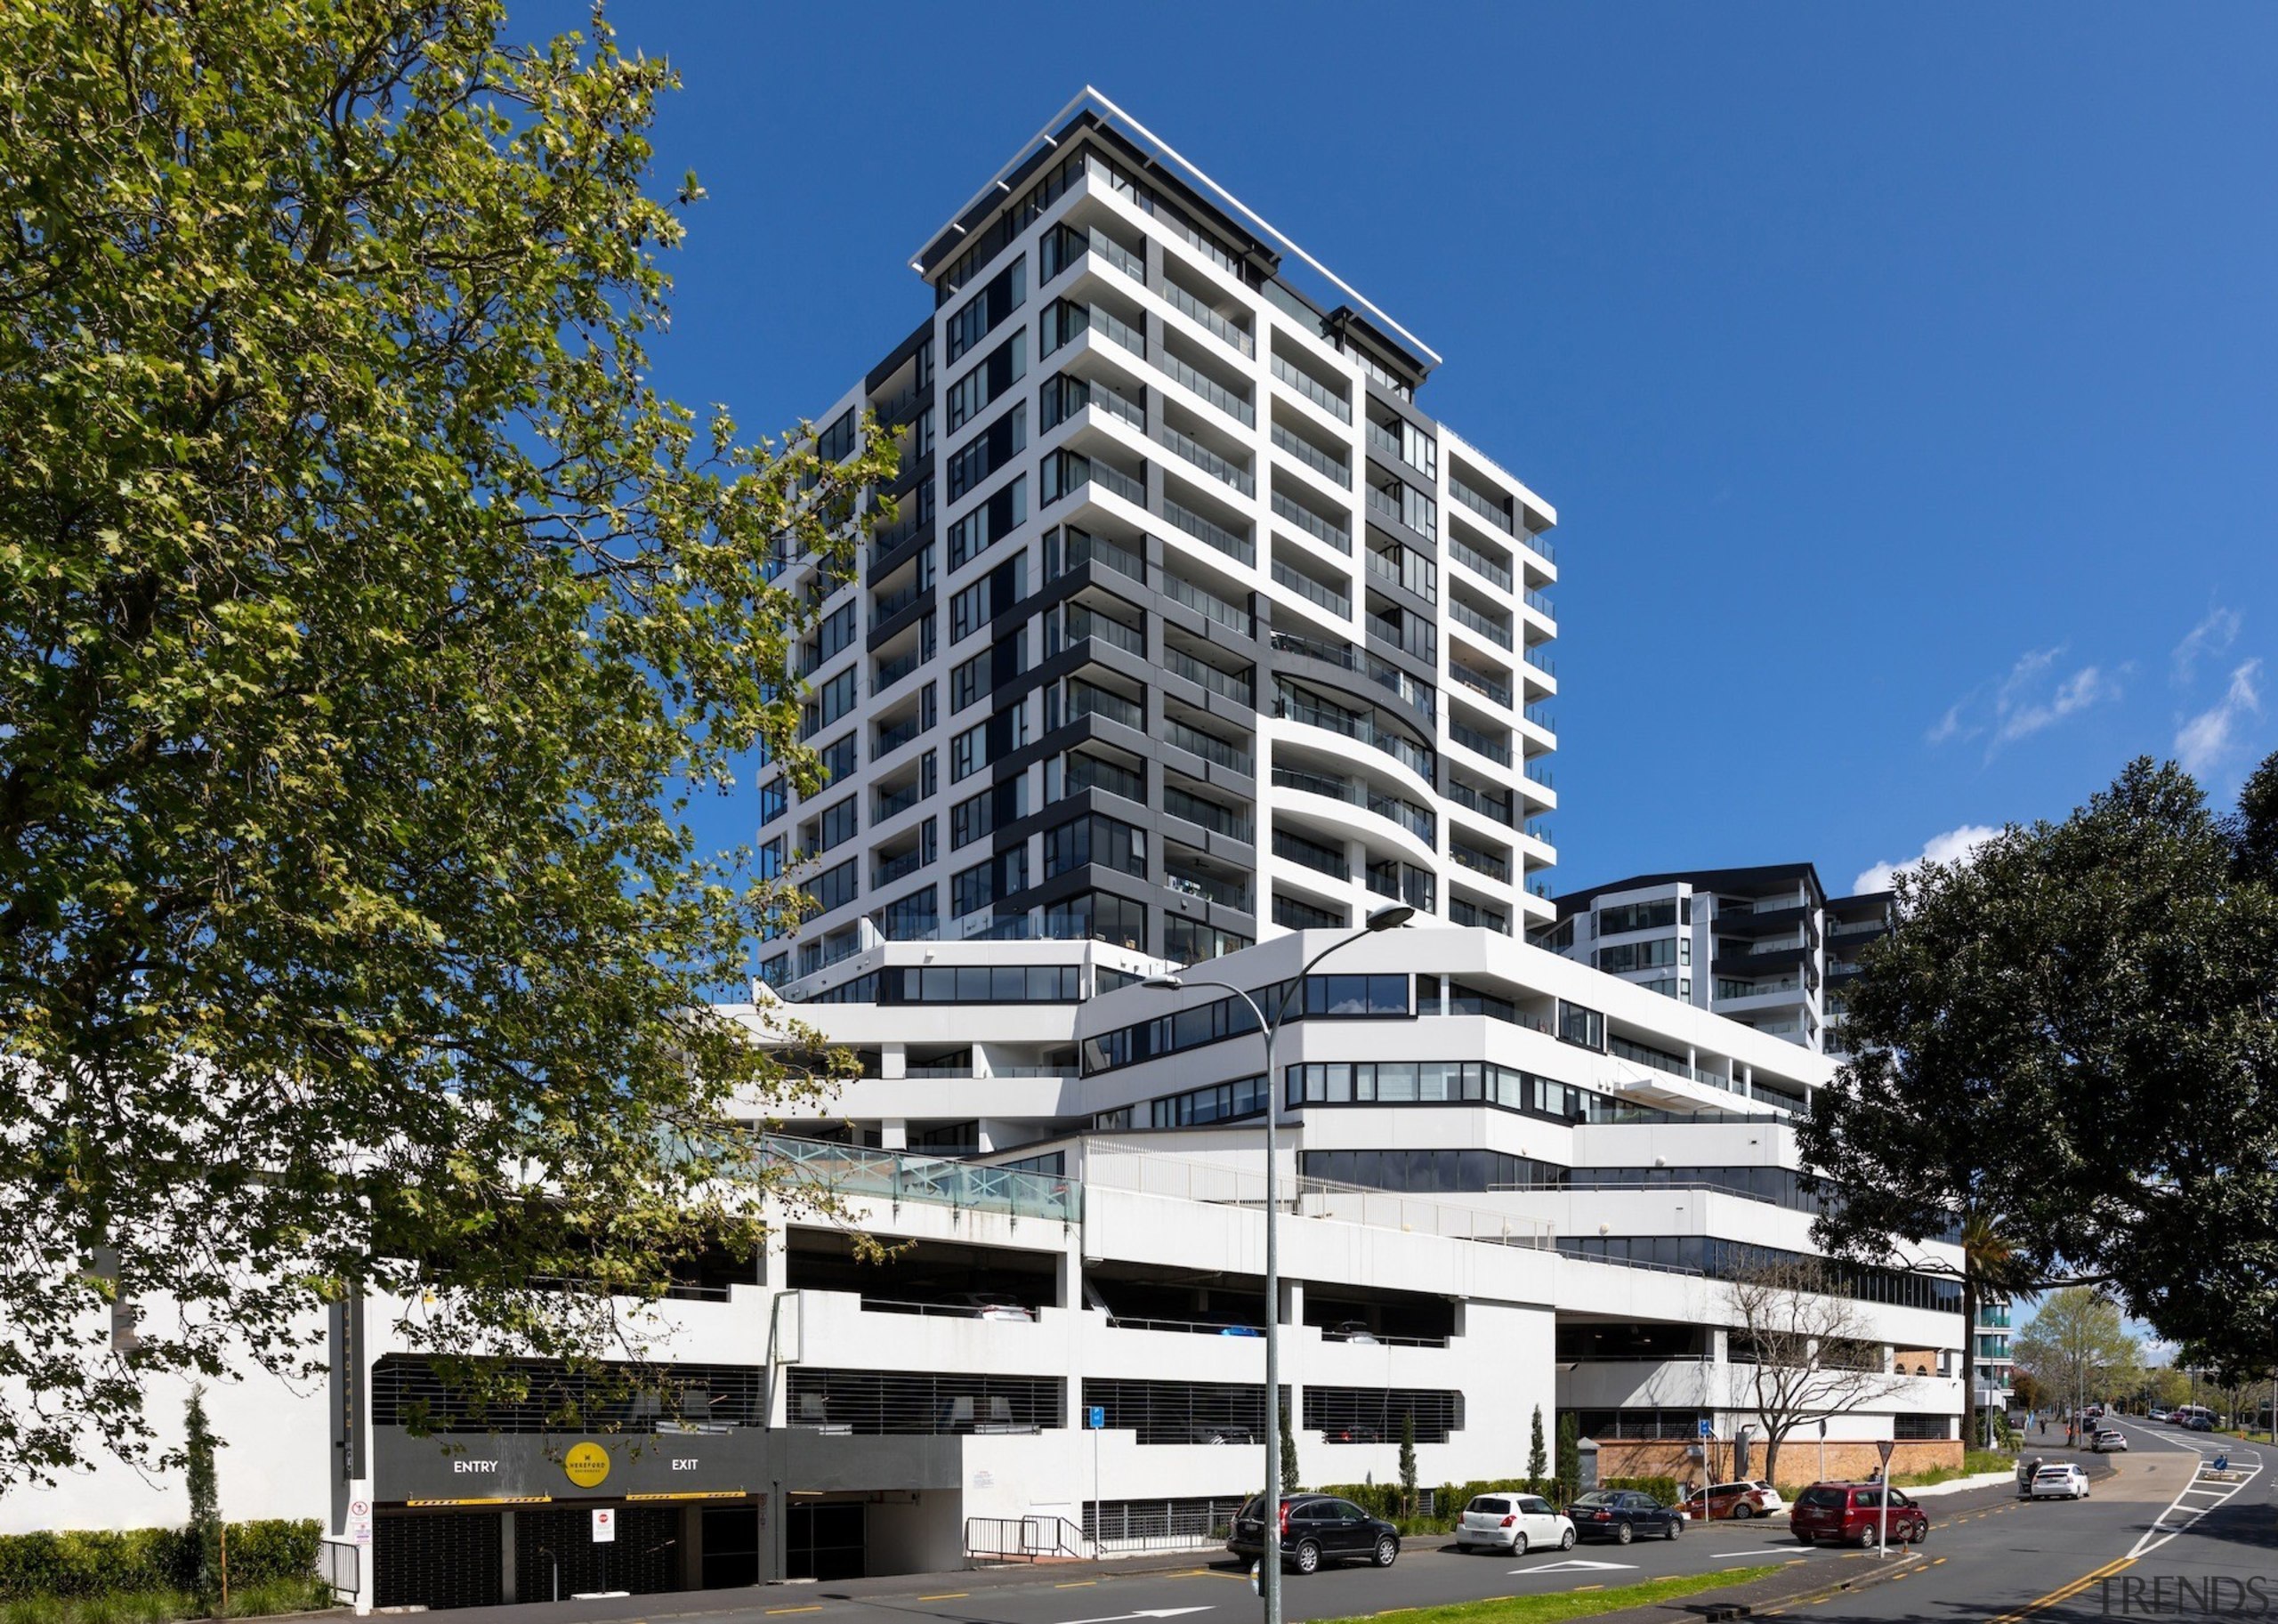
<box><xmin>4</xmin><ymin>94</ymin><xmax>1973</xmax><ymax>1612</ymax></box>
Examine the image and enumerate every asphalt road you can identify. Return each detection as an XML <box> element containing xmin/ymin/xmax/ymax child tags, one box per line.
<box><xmin>1776</xmin><ymin>1413</ymin><xmax>2273</xmax><ymax>1624</ymax></box>
<box><xmin>433</xmin><ymin>1419</ymin><xmax>2273</xmax><ymax>1624</ymax></box>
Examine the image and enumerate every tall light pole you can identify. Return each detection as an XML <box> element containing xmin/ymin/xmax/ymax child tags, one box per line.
<box><xmin>1143</xmin><ymin>902</ymin><xmax>1414</xmax><ymax>1624</ymax></box>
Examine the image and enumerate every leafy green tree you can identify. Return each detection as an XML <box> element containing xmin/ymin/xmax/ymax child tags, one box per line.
<box><xmin>1800</xmin><ymin>756</ymin><xmax>2278</xmax><ymax>1369</ymax></box>
<box><xmin>2013</xmin><ymin>1289</ymin><xmax>2143</xmax><ymax>1416</ymax></box>
<box><xmin>1555</xmin><ymin>1412</ymin><xmax>1580</xmax><ymax>1499</ymax></box>
<box><xmin>1526</xmin><ymin>1404</ymin><xmax>1548</xmax><ymax>1493</ymax></box>
<box><xmin>1397</xmin><ymin>1410</ymin><xmax>1418</xmax><ymax>1516</ymax></box>
<box><xmin>184</xmin><ymin>1386</ymin><xmax>222</xmax><ymax>1609</ymax></box>
<box><xmin>0</xmin><ymin>0</ymin><xmax>894</xmax><ymax>1488</ymax></box>
<box><xmin>1280</xmin><ymin>1402</ymin><xmax>1302</xmax><ymax>1494</ymax></box>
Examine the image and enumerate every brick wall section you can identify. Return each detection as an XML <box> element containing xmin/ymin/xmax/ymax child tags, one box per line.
<box><xmin>1595</xmin><ymin>1438</ymin><xmax>1964</xmax><ymax>1491</ymax></box>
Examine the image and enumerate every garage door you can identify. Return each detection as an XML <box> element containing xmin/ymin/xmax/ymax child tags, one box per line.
<box><xmin>787</xmin><ymin>1501</ymin><xmax>863</xmax><ymax>1581</ymax></box>
<box><xmin>515</xmin><ymin>1505</ymin><xmax>681</xmax><ymax>1598</ymax></box>
<box><xmin>374</xmin><ymin>1512</ymin><xmax>502</xmax><ymax>1610</ymax></box>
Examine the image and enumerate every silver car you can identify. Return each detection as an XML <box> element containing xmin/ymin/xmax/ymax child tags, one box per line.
<box><xmin>1455</xmin><ymin>1492</ymin><xmax>1575</xmax><ymax>1556</ymax></box>
<box><xmin>2029</xmin><ymin>1463</ymin><xmax>2090</xmax><ymax>1499</ymax></box>
<box><xmin>2092</xmin><ymin>1429</ymin><xmax>2129</xmax><ymax>1453</ymax></box>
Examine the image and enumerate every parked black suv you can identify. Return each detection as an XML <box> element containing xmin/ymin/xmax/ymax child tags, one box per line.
<box><xmin>1228</xmin><ymin>1493</ymin><xmax>1402</xmax><ymax>1573</ymax></box>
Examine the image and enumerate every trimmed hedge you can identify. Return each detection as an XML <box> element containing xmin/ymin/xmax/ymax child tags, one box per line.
<box><xmin>0</xmin><ymin>1521</ymin><xmax>320</xmax><ymax>1602</ymax></box>
<box><xmin>1603</xmin><ymin>1475</ymin><xmax>1683</xmax><ymax>1506</ymax></box>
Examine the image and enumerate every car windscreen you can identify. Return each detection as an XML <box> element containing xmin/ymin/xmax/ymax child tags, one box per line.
<box><xmin>1468</xmin><ymin>1498</ymin><xmax>1509</xmax><ymax>1515</ymax></box>
<box><xmin>1571</xmin><ymin>1491</ymin><xmax>1613</xmax><ymax>1507</ymax></box>
<box><xmin>1795</xmin><ymin>1487</ymin><xmax>1849</xmax><ymax>1509</ymax></box>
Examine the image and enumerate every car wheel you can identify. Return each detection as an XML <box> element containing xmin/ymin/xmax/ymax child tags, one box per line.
<box><xmin>1665</xmin><ymin>1517</ymin><xmax>1681</xmax><ymax>1540</ymax></box>
<box><xmin>1292</xmin><ymin>1540</ymin><xmax>1320</xmax><ymax>1575</ymax></box>
<box><xmin>1731</xmin><ymin>1503</ymin><xmax>1753</xmax><ymax>1520</ymax></box>
<box><xmin>1855</xmin><ymin>1523</ymin><xmax>1878</xmax><ymax>1548</ymax></box>
<box><xmin>1560</xmin><ymin>1529</ymin><xmax>1576</xmax><ymax>1550</ymax></box>
<box><xmin>1615</xmin><ymin>1523</ymin><xmax>1634</xmax><ymax>1546</ymax></box>
<box><xmin>1908</xmin><ymin>1521</ymin><xmax>1927</xmax><ymax>1546</ymax></box>
<box><xmin>1374</xmin><ymin>1536</ymin><xmax>1398</xmax><ymax>1569</ymax></box>
<box><xmin>1797</xmin><ymin>1534</ymin><xmax>1816</xmax><ymax>1546</ymax></box>
<box><xmin>1513</xmin><ymin>1532</ymin><xmax>1529</xmax><ymax>1557</ymax></box>
<box><xmin>1454</xmin><ymin>1542</ymin><xmax>1469</xmax><ymax>1555</ymax></box>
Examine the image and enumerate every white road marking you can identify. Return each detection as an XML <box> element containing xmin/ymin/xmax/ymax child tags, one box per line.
<box><xmin>1507</xmin><ymin>1558</ymin><xmax>1636</xmax><ymax>1575</ymax></box>
<box><xmin>1058</xmin><ymin>1610</ymin><xmax>1215</xmax><ymax>1624</ymax></box>
<box><xmin>2107</xmin><ymin>1415</ymin><xmax>2267</xmax><ymax>1560</ymax></box>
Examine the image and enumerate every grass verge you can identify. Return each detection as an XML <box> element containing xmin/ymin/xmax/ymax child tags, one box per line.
<box><xmin>1315</xmin><ymin>1565</ymin><xmax>1784</xmax><ymax>1624</ymax></box>
<box><xmin>0</xmin><ymin>1578</ymin><xmax>335</xmax><ymax>1624</ymax></box>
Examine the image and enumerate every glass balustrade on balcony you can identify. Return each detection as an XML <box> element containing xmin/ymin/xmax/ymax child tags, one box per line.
<box><xmin>1162</xmin><ymin>572</ymin><xmax>1251</xmax><ymax>634</ymax></box>
<box><xmin>1069</xmin><ymin>682</ymin><xmax>1144</xmax><ymax>730</ymax></box>
<box><xmin>1449</xmin><ymin>535</ymin><xmax>1513</xmax><ymax>592</ymax></box>
<box><xmin>1275</xmin><ymin>687</ymin><xmax>1434</xmax><ymax>780</ymax></box>
<box><xmin>1160</xmin><ymin>351</ymin><xmax>1254</xmax><ymax>427</ymax></box>
<box><xmin>1450</xmin><ymin>719</ymin><xmax>1512</xmax><ymax>764</ymax></box>
<box><xmin>1162</xmin><ymin>496</ymin><xmax>1254</xmax><ymax>565</ymax></box>
<box><xmin>1163</xmin><ymin>785</ymin><xmax>1253</xmax><ymax>841</ymax></box>
<box><xmin>1062</xmin><ymin>528</ymin><xmax>1145</xmax><ymax>583</ymax></box>
<box><xmin>1165</xmin><ymin>647</ymin><xmax>1254</xmax><ymax>707</ymax></box>
<box><xmin>1271</xmin><ymin>424</ymin><xmax>1351</xmax><ymax>488</ymax></box>
<box><xmin>1163</xmin><ymin>718</ymin><xmax>1254</xmax><ymax>775</ymax></box>
<box><xmin>1450</xmin><ymin>599</ymin><xmax>1515</xmax><ymax>649</ymax></box>
<box><xmin>1450</xmin><ymin>665</ymin><xmax>1513</xmax><ymax>708</ymax></box>
<box><xmin>1269</xmin><ymin>766</ymin><xmax>1434</xmax><ymax>844</ymax></box>
<box><xmin>1272</xmin><ymin>561</ymin><xmax>1351</xmax><ymax>618</ymax></box>
<box><xmin>1266</xmin><ymin>630</ymin><xmax>1434</xmax><ymax>721</ymax></box>
<box><xmin>1272</xmin><ymin>490</ymin><xmax>1352</xmax><ymax>553</ymax></box>
<box><xmin>1066</xmin><ymin>606</ymin><xmax>1145</xmax><ymax>656</ymax></box>
<box><xmin>1448</xmin><ymin>780</ymin><xmax>1517</xmax><ymax>828</ymax></box>
<box><xmin>1523</xmin><ymin>644</ymin><xmax>1555</xmax><ymax>675</ymax></box>
<box><xmin>1164</xmin><ymin>869</ymin><xmax>1252</xmax><ymax>909</ymax></box>
<box><xmin>1272</xmin><ymin>831</ymin><xmax>1350</xmax><ymax>882</ymax></box>
<box><xmin>1159</xmin><ymin>279</ymin><xmax>1254</xmax><ymax>356</ymax></box>
<box><xmin>1159</xmin><ymin>424</ymin><xmax>1255</xmax><ymax>496</ymax></box>
<box><xmin>1449</xmin><ymin>480</ymin><xmax>1515</xmax><ymax>534</ymax></box>
<box><xmin>1271</xmin><ymin>354</ymin><xmax>1353</xmax><ymax>422</ymax></box>
<box><xmin>1450</xmin><ymin>844</ymin><xmax>1512</xmax><ymax>883</ymax></box>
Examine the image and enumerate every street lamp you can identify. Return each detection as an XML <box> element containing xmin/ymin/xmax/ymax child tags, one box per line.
<box><xmin>1142</xmin><ymin>903</ymin><xmax>1413</xmax><ymax>1624</ymax></box>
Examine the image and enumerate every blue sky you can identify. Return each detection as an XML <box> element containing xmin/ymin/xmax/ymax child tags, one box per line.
<box><xmin>532</xmin><ymin>2</ymin><xmax>2278</xmax><ymax>901</ymax></box>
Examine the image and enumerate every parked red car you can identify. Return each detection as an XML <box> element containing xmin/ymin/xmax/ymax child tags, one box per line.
<box><xmin>1788</xmin><ymin>1482</ymin><xmax>1928</xmax><ymax>1547</ymax></box>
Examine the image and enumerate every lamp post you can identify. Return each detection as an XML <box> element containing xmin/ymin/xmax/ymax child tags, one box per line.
<box><xmin>1143</xmin><ymin>903</ymin><xmax>1414</xmax><ymax>1624</ymax></box>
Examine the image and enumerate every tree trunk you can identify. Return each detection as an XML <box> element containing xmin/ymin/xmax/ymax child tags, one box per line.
<box><xmin>1761</xmin><ymin>1430</ymin><xmax>1781</xmax><ymax>1487</ymax></box>
<box><xmin>1960</xmin><ymin>1274</ymin><xmax>1979</xmax><ymax>1449</ymax></box>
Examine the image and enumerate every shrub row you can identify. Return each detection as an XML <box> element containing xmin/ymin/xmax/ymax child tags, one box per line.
<box><xmin>0</xmin><ymin>1522</ymin><xmax>319</xmax><ymax>1602</ymax></box>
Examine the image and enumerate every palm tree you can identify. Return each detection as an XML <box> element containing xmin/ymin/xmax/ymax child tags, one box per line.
<box><xmin>1958</xmin><ymin>1209</ymin><xmax>2037</xmax><ymax>1447</ymax></box>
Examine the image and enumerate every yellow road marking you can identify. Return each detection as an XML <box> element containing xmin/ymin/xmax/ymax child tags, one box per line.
<box><xmin>1572</xmin><ymin>1584</ymin><xmax>1603</xmax><ymax>1592</ymax></box>
<box><xmin>1986</xmin><ymin>1555</ymin><xmax>2137</xmax><ymax>1624</ymax></box>
<box><xmin>1055</xmin><ymin>1580</ymin><xmax>1096</xmax><ymax>1588</ymax></box>
<box><xmin>766</xmin><ymin>1609</ymin><xmax>823</xmax><ymax>1616</ymax></box>
<box><xmin>917</xmin><ymin>1595</ymin><xmax>966</xmax><ymax>1601</ymax></box>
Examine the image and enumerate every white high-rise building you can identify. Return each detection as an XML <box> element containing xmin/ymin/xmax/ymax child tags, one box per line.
<box><xmin>761</xmin><ymin>95</ymin><xmax>1559</xmax><ymax>1004</ymax></box>
<box><xmin>4</xmin><ymin>95</ymin><xmax>1975</xmax><ymax>1613</ymax></box>
<box><xmin>1540</xmin><ymin>865</ymin><xmax>1896</xmax><ymax>1054</ymax></box>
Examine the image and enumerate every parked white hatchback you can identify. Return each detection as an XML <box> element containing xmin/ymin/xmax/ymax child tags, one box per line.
<box><xmin>2027</xmin><ymin>1463</ymin><xmax>2091</xmax><ymax>1500</ymax></box>
<box><xmin>1455</xmin><ymin>1492</ymin><xmax>1576</xmax><ymax>1555</ymax></box>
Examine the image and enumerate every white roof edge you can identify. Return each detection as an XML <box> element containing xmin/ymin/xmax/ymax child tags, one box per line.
<box><xmin>909</xmin><ymin>85</ymin><xmax>1442</xmax><ymax>370</ymax></box>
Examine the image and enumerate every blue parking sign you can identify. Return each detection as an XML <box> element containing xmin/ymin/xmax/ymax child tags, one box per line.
<box><xmin>1089</xmin><ymin>1406</ymin><xmax>1106</xmax><ymax>1430</ymax></box>
<box><xmin>1698</xmin><ymin>1419</ymin><xmax>1712</xmax><ymax>1438</ymax></box>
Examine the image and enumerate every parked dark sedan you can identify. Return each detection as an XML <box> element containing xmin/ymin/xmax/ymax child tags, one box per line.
<box><xmin>1563</xmin><ymin>1489</ymin><xmax>1684</xmax><ymax>1544</ymax></box>
<box><xmin>1228</xmin><ymin>1493</ymin><xmax>1402</xmax><ymax>1573</ymax></box>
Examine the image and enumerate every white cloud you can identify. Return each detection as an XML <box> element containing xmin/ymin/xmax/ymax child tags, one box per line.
<box><xmin>1991</xmin><ymin>651</ymin><xmax>2120</xmax><ymax>747</ymax></box>
<box><xmin>2172</xmin><ymin>608</ymin><xmax>2242</xmax><ymax>684</ymax></box>
<box><xmin>2175</xmin><ymin>658</ymin><xmax>2263</xmax><ymax>778</ymax></box>
<box><xmin>1930</xmin><ymin>647</ymin><xmax>2123</xmax><ymax>755</ymax></box>
<box><xmin>1853</xmin><ymin>824</ymin><xmax>2002</xmax><ymax>895</ymax></box>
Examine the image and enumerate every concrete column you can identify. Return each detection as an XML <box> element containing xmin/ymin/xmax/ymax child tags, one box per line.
<box><xmin>879</xmin><ymin>1119</ymin><xmax>908</xmax><ymax>1151</ymax></box>
<box><xmin>1282</xmin><ymin>1277</ymin><xmax>1305</xmax><ymax>1329</ymax></box>
<box><xmin>1058</xmin><ymin>1241</ymin><xmax>1084</xmax><ymax>1313</ymax></box>
<box><xmin>500</xmin><ymin>1509</ymin><xmax>517</xmax><ymax>1604</ymax></box>
<box><xmin>881</xmin><ymin>1044</ymin><xmax>908</xmax><ymax>1080</ymax></box>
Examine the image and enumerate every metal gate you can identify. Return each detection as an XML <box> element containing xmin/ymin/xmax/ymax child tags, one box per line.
<box><xmin>514</xmin><ymin>1506</ymin><xmax>680</xmax><ymax>1599</ymax></box>
<box><xmin>374</xmin><ymin>1512</ymin><xmax>502</xmax><ymax>1610</ymax></box>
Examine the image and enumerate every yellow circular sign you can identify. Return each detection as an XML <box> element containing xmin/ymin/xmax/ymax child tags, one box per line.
<box><xmin>563</xmin><ymin>1442</ymin><xmax>610</xmax><ymax>1490</ymax></box>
